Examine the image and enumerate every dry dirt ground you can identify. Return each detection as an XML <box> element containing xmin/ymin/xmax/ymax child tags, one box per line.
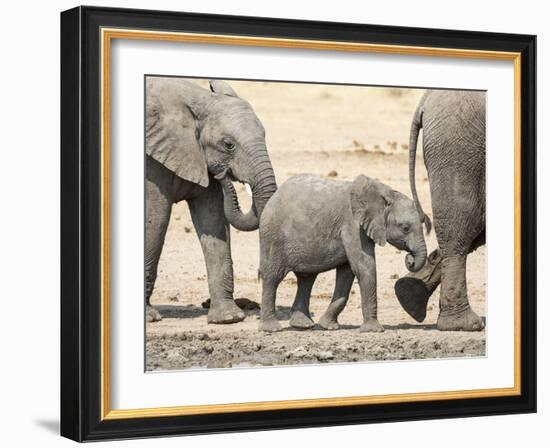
<box><xmin>146</xmin><ymin>81</ymin><xmax>486</xmax><ymax>371</ymax></box>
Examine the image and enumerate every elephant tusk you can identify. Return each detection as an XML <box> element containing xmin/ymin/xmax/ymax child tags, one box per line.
<box><xmin>245</xmin><ymin>183</ymin><xmax>253</xmax><ymax>197</ymax></box>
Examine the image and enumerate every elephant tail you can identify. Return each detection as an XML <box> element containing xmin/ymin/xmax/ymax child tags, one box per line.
<box><xmin>409</xmin><ymin>106</ymin><xmax>432</xmax><ymax>234</ymax></box>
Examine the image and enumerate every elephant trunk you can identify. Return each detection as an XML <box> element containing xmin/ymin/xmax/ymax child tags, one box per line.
<box><xmin>405</xmin><ymin>236</ymin><xmax>428</xmax><ymax>273</ymax></box>
<box><xmin>249</xmin><ymin>153</ymin><xmax>277</xmax><ymax>219</ymax></box>
<box><xmin>219</xmin><ymin>178</ymin><xmax>261</xmax><ymax>231</ymax></box>
<box><xmin>219</xmin><ymin>150</ymin><xmax>277</xmax><ymax>231</ymax></box>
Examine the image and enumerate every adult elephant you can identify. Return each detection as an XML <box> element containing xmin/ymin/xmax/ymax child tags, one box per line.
<box><xmin>145</xmin><ymin>77</ymin><xmax>277</xmax><ymax>324</ymax></box>
<box><xmin>394</xmin><ymin>90</ymin><xmax>485</xmax><ymax>331</ymax></box>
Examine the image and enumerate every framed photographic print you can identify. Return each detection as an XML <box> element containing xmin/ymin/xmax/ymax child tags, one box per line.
<box><xmin>60</xmin><ymin>6</ymin><xmax>536</xmax><ymax>442</ymax></box>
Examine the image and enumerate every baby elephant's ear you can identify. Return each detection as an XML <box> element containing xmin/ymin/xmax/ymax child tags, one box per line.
<box><xmin>350</xmin><ymin>175</ymin><xmax>391</xmax><ymax>246</ymax></box>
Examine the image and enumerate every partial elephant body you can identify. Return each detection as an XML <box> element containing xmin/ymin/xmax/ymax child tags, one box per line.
<box><xmin>260</xmin><ymin>176</ymin><xmax>351</xmax><ymax>275</ymax></box>
<box><xmin>259</xmin><ymin>174</ymin><xmax>427</xmax><ymax>332</ymax></box>
<box><xmin>145</xmin><ymin>78</ymin><xmax>277</xmax><ymax>324</ymax></box>
<box><xmin>395</xmin><ymin>90</ymin><xmax>486</xmax><ymax>331</ymax></box>
<box><xmin>145</xmin><ymin>157</ymin><xmax>243</xmax><ymax>323</ymax></box>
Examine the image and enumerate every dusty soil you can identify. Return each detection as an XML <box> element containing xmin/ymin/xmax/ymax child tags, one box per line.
<box><xmin>146</xmin><ymin>81</ymin><xmax>486</xmax><ymax>371</ymax></box>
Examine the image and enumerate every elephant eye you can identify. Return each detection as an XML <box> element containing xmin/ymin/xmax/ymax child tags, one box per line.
<box><xmin>400</xmin><ymin>223</ymin><xmax>411</xmax><ymax>234</ymax></box>
<box><xmin>222</xmin><ymin>139</ymin><xmax>235</xmax><ymax>152</ymax></box>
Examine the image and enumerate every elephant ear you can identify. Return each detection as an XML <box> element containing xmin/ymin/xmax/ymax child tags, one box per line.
<box><xmin>209</xmin><ymin>79</ymin><xmax>238</xmax><ymax>97</ymax></box>
<box><xmin>350</xmin><ymin>175</ymin><xmax>392</xmax><ymax>246</ymax></box>
<box><xmin>145</xmin><ymin>80</ymin><xmax>209</xmax><ymax>187</ymax></box>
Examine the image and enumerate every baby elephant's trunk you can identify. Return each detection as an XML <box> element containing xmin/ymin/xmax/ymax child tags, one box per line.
<box><xmin>405</xmin><ymin>237</ymin><xmax>428</xmax><ymax>273</ymax></box>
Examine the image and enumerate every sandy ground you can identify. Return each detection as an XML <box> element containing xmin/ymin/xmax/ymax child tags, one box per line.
<box><xmin>146</xmin><ymin>81</ymin><xmax>486</xmax><ymax>371</ymax></box>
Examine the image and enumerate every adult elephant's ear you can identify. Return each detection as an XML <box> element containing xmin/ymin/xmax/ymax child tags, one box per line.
<box><xmin>350</xmin><ymin>175</ymin><xmax>392</xmax><ymax>247</ymax></box>
<box><xmin>145</xmin><ymin>79</ymin><xmax>209</xmax><ymax>187</ymax></box>
<box><xmin>209</xmin><ymin>79</ymin><xmax>238</xmax><ymax>97</ymax></box>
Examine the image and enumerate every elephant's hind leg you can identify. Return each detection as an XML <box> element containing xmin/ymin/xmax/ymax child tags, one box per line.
<box><xmin>394</xmin><ymin>232</ymin><xmax>484</xmax><ymax>324</ymax></box>
<box><xmin>394</xmin><ymin>249</ymin><xmax>442</xmax><ymax>323</ymax></box>
<box><xmin>430</xmin><ymin>174</ymin><xmax>485</xmax><ymax>331</ymax></box>
<box><xmin>436</xmin><ymin>230</ymin><xmax>485</xmax><ymax>331</ymax></box>
<box><xmin>436</xmin><ymin>254</ymin><xmax>484</xmax><ymax>331</ymax></box>
<box><xmin>289</xmin><ymin>273</ymin><xmax>317</xmax><ymax>329</ymax></box>
<box><xmin>319</xmin><ymin>264</ymin><xmax>354</xmax><ymax>330</ymax></box>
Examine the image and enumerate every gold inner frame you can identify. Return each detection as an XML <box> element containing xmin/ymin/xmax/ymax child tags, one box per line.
<box><xmin>100</xmin><ymin>28</ymin><xmax>522</xmax><ymax>420</ymax></box>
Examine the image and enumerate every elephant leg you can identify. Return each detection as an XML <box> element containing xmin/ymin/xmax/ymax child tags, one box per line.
<box><xmin>258</xmin><ymin>270</ymin><xmax>285</xmax><ymax>332</ymax></box>
<box><xmin>433</xmin><ymin>193</ymin><xmax>484</xmax><ymax>331</ymax></box>
<box><xmin>394</xmin><ymin>249</ymin><xmax>442</xmax><ymax>322</ymax></box>
<box><xmin>144</xmin><ymin>173</ymin><xmax>172</xmax><ymax>323</ymax></box>
<box><xmin>436</xmin><ymin>254</ymin><xmax>484</xmax><ymax>331</ymax></box>
<box><xmin>394</xmin><ymin>228</ymin><xmax>484</xmax><ymax>323</ymax></box>
<box><xmin>319</xmin><ymin>264</ymin><xmax>354</xmax><ymax>330</ymax></box>
<box><xmin>469</xmin><ymin>229</ymin><xmax>486</xmax><ymax>253</ymax></box>
<box><xmin>289</xmin><ymin>273</ymin><xmax>317</xmax><ymax>329</ymax></box>
<box><xmin>356</xmin><ymin>261</ymin><xmax>384</xmax><ymax>333</ymax></box>
<box><xmin>435</xmin><ymin>230</ymin><xmax>485</xmax><ymax>328</ymax></box>
<box><xmin>188</xmin><ymin>182</ymin><xmax>245</xmax><ymax>324</ymax></box>
<box><xmin>345</xmin><ymin>234</ymin><xmax>384</xmax><ymax>333</ymax></box>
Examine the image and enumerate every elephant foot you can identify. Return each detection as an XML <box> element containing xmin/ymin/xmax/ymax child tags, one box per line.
<box><xmin>258</xmin><ymin>318</ymin><xmax>282</xmax><ymax>333</ymax></box>
<box><xmin>437</xmin><ymin>307</ymin><xmax>484</xmax><ymax>332</ymax></box>
<box><xmin>146</xmin><ymin>305</ymin><xmax>162</xmax><ymax>323</ymax></box>
<box><xmin>394</xmin><ymin>277</ymin><xmax>430</xmax><ymax>322</ymax></box>
<box><xmin>289</xmin><ymin>311</ymin><xmax>315</xmax><ymax>330</ymax></box>
<box><xmin>318</xmin><ymin>315</ymin><xmax>339</xmax><ymax>330</ymax></box>
<box><xmin>207</xmin><ymin>299</ymin><xmax>245</xmax><ymax>324</ymax></box>
<box><xmin>360</xmin><ymin>319</ymin><xmax>385</xmax><ymax>333</ymax></box>
<box><xmin>394</xmin><ymin>249</ymin><xmax>442</xmax><ymax>323</ymax></box>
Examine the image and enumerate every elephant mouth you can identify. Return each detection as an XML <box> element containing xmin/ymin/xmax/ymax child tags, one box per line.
<box><xmin>214</xmin><ymin>167</ymin><xmax>232</xmax><ymax>181</ymax></box>
<box><xmin>393</xmin><ymin>240</ymin><xmax>408</xmax><ymax>252</ymax></box>
<box><xmin>215</xmin><ymin>154</ymin><xmax>277</xmax><ymax>232</ymax></box>
<box><xmin>217</xmin><ymin>170</ymin><xmax>261</xmax><ymax>231</ymax></box>
<box><xmin>215</xmin><ymin>168</ymin><xmax>253</xmax><ymax>196</ymax></box>
<box><xmin>214</xmin><ymin>167</ymin><xmax>245</xmax><ymax>185</ymax></box>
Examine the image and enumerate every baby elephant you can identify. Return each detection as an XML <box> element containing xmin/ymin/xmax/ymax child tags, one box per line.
<box><xmin>258</xmin><ymin>174</ymin><xmax>428</xmax><ymax>332</ymax></box>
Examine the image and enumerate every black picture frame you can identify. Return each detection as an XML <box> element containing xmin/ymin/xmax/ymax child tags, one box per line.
<box><xmin>61</xmin><ymin>5</ymin><xmax>536</xmax><ymax>442</ymax></box>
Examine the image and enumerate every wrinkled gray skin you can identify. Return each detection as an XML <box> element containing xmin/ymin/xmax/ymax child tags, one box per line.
<box><xmin>395</xmin><ymin>90</ymin><xmax>485</xmax><ymax>331</ymax></box>
<box><xmin>145</xmin><ymin>78</ymin><xmax>277</xmax><ymax>324</ymax></box>
<box><xmin>258</xmin><ymin>174</ymin><xmax>428</xmax><ymax>332</ymax></box>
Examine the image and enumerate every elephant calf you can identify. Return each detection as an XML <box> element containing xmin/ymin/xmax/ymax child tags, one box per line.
<box><xmin>258</xmin><ymin>174</ymin><xmax>428</xmax><ymax>332</ymax></box>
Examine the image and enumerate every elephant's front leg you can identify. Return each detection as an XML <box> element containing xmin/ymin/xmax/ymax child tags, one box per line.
<box><xmin>345</xmin><ymin>233</ymin><xmax>384</xmax><ymax>333</ymax></box>
<box><xmin>145</xmin><ymin>175</ymin><xmax>172</xmax><ymax>323</ymax></box>
<box><xmin>318</xmin><ymin>264</ymin><xmax>354</xmax><ymax>330</ymax></box>
<box><xmin>356</xmin><ymin>261</ymin><xmax>385</xmax><ymax>333</ymax></box>
<box><xmin>436</xmin><ymin>255</ymin><xmax>484</xmax><ymax>331</ymax></box>
<box><xmin>188</xmin><ymin>183</ymin><xmax>245</xmax><ymax>324</ymax></box>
